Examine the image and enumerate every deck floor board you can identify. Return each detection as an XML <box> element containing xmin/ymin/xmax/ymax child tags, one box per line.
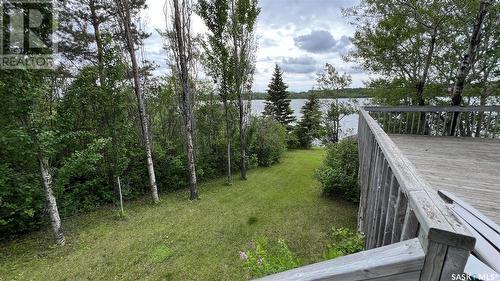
<box><xmin>389</xmin><ymin>135</ymin><xmax>500</xmax><ymax>225</ymax></box>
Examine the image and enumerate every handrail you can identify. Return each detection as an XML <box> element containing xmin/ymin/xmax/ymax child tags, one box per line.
<box><xmin>357</xmin><ymin>108</ymin><xmax>476</xmax><ymax>280</ymax></box>
<box><xmin>363</xmin><ymin>105</ymin><xmax>500</xmax><ymax>112</ymax></box>
<box><xmin>254</xmin><ymin>238</ymin><xmax>425</xmax><ymax>281</ymax></box>
<box><xmin>364</xmin><ymin>106</ymin><xmax>500</xmax><ymax>137</ymax></box>
<box><xmin>253</xmin><ymin>106</ymin><xmax>481</xmax><ymax>281</ymax></box>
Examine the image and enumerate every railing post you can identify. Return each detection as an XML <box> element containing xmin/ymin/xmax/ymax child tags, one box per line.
<box><xmin>419</xmin><ymin>229</ymin><xmax>473</xmax><ymax>281</ymax></box>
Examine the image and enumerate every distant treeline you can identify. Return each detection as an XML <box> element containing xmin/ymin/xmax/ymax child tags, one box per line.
<box><xmin>252</xmin><ymin>88</ymin><xmax>374</xmax><ymax>100</ymax></box>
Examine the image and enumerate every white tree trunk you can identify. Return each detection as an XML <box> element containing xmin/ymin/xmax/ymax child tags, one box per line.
<box><xmin>38</xmin><ymin>155</ymin><xmax>65</xmax><ymax>246</ymax></box>
<box><xmin>171</xmin><ymin>0</ymin><xmax>199</xmax><ymax>200</ymax></box>
<box><xmin>118</xmin><ymin>0</ymin><xmax>160</xmax><ymax>203</ymax></box>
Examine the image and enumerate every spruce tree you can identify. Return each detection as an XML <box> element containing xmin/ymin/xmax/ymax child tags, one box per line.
<box><xmin>263</xmin><ymin>65</ymin><xmax>295</xmax><ymax>130</ymax></box>
<box><xmin>296</xmin><ymin>93</ymin><xmax>323</xmax><ymax>148</ymax></box>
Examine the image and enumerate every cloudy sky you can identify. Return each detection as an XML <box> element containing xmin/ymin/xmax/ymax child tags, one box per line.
<box><xmin>142</xmin><ymin>0</ymin><xmax>369</xmax><ymax>92</ymax></box>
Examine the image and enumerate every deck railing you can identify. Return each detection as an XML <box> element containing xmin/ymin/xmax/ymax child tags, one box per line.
<box><xmin>358</xmin><ymin>107</ymin><xmax>476</xmax><ymax>280</ymax></box>
<box><xmin>255</xmin><ymin>107</ymin><xmax>478</xmax><ymax>281</ymax></box>
<box><xmin>365</xmin><ymin>106</ymin><xmax>500</xmax><ymax>138</ymax></box>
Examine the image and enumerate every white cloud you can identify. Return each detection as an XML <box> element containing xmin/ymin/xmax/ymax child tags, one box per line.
<box><xmin>142</xmin><ymin>0</ymin><xmax>371</xmax><ymax>92</ymax></box>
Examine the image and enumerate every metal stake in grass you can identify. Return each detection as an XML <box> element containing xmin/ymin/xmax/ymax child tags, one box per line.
<box><xmin>118</xmin><ymin>176</ymin><xmax>124</xmax><ymax>217</ymax></box>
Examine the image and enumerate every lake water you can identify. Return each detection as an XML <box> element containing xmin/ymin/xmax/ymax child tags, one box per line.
<box><xmin>251</xmin><ymin>98</ymin><xmax>372</xmax><ymax>138</ymax></box>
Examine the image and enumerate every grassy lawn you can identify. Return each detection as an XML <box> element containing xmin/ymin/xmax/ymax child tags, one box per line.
<box><xmin>0</xmin><ymin>149</ymin><xmax>358</xmax><ymax>281</ymax></box>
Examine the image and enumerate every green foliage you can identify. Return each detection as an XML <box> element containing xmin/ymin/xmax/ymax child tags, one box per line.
<box><xmin>151</xmin><ymin>245</ymin><xmax>175</xmax><ymax>263</ymax></box>
<box><xmin>323</xmin><ymin>227</ymin><xmax>364</xmax><ymax>259</ymax></box>
<box><xmin>316</xmin><ymin>139</ymin><xmax>359</xmax><ymax>202</ymax></box>
<box><xmin>0</xmin><ymin>69</ymin><xmax>56</xmax><ymax>236</ymax></box>
<box><xmin>0</xmin><ymin>163</ymin><xmax>45</xmax><ymax>236</ymax></box>
<box><xmin>247</xmin><ymin>117</ymin><xmax>287</xmax><ymax>167</ymax></box>
<box><xmin>346</xmin><ymin>0</ymin><xmax>500</xmax><ymax>105</ymax></box>
<box><xmin>1</xmin><ymin>150</ymin><xmax>359</xmax><ymax>280</ymax></box>
<box><xmin>241</xmin><ymin>238</ymin><xmax>303</xmax><ymax>278</ymax></box>
<box><xmin>316</xmin><ymin>63</ymin><xmax>354</xmax><ymax>143</ymax></box>
<box><xmin>263</xmin><ymin>65</ymin><xmax>296</xmax><ymax>130</ymax></box>
<box><xmin>295</xmin><ymin>94</ymin><xmax>324</xmax><ymax>149</ymax></box>
<box><xmin>56</xmin><ymin>137</ymin><xmax>112</xmax><ymax>213</ymax></box>
<box><xmin>323</xmin><ymin>100</ymin><xmax>356</xmax><ymax>143</ymax></box>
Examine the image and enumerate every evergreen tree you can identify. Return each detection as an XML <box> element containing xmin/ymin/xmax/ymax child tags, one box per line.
<box><xmin>296</xmin><ymin>94</ymin><xmax>323</xmax><ymax>148</ymax></box>
<box><xmin>263</xmin><ymin>65</ymin><xmax>295</xmax><ymax>130</ymax></box>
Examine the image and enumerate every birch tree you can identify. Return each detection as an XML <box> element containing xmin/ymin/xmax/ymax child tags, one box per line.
<box><xmin>163</xmin><ymin>0</ymin><xmax>199</xmax><ymax>200</ymax></box>
<box><xmin>229</xmin><ymin>0</ymin><xmax>259</xmax><ymax>180</ymax></box>
<box><xmin>198</xmin><ymin>0</ymin><xmax>259</xmax><ymax>181</ymax></box>
<box><xmin>346</xmin><ymin>0</ymin><xmax>471</xmax><ymax>105</ymax></box>
<box><xmin>0</xmin><ymin>69</ymin><xmax>66</xmax><ymax>245</ymax></box>
<box><xmin>38</xmin><ymin>154</ymin><xmax>65</xmax><ymax>245</ymax></box>
<box><xmin>451</xmin><ymin>0</ymin><xmax>492</xmax><ymax>105</ymax></box>
<box><xmin>449</xmin><ymin>0</ymin><xmax>492</xmax><ymax>135</ymax></box>
<box><xmin>116</xmin><ymin>0</ymin><xmax>160</xmax><ymax>203</ymax></box>
<box><xmin>197</xmin><ymin>0</ymin><xmax>235</xmax><ymax>184</ymax></box>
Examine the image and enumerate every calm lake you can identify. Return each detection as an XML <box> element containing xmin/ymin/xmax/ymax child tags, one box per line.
<box><xmin>251</xmin><ymin>98</ymin><xmax>372</xmax><ymax>137</ymax></box>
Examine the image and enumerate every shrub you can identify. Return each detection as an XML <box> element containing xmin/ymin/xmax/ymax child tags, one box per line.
<box><xmin>315</xmin><ymin>138</ymin><xmax>359</xmax><ymax>202</ymax></box>
<box><xmin>247</xmin><ymin>117</ymin><xmax>287</xmax><ymax>167</ymax></box>
<box><xmin>323</xmin><ymin>227</ymin><xmax>364</xmax><ymax>259</ymax></box>
<box><xmin>240</xmin><ymin>238</ymin><xmax>302</xmax><ymax>278</ymax></box>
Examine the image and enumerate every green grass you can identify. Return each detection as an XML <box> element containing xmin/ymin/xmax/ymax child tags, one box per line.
<box><xmin>0</xmin><ymin>149</ymin><xmax>358</xmax><ymax>281</ymax></box>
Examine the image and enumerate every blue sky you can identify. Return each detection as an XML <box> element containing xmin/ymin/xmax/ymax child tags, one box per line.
<box><xmin>141</xmin><ymin>0</ymin><xmax>370</xmax><ymax>92</ymax></box>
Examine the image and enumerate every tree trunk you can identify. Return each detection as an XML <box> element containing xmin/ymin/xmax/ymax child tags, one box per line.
<box><xmin>172</xmin><ymin>0</ymin><xmax>198</xmax><ymax>200</ymax></box>
<box><xmin>38</xmin><ymin>154</ymin><xmax>65</xmax><ymax>246</ymax></box>
<box><xmin>231</xmin><ymin>4</ymin><xmax>247</xmax><ymax>180</ymax></box>
<box><xmin>224</xmin><ymin>101</ymin><xmax>232</xmax><ymax>184</ymax></box>
<box><xmin>475</xmin><ymin>68</ymin><xmax>490</xmax><ymax>136</ymax></box>
<box><xmin>450</xmin><ymin>0</ymin><xmax>490</xmax><ymax>135</ymax></box>
<box><xmin>119</xmin><ymin>0</ymin><xmax>159</xmax><ymax>203</ymax></box>
<box><xmin>451</xmin><ymin>0</ymin><xmax>490</xmax><ymax>105</ymax></box>
<box><xmin>416</xmin><ymin>27</ymin><xmax>437</xmax><ymax>106</ymax></box>
<box><xmin>238</xmin><ymin>97</ymin><xmax>247</xmax><ymax>180</ymax></box>
<box><xmin>89</xmin><ymin>0</ymin><xmax>105</xmax><ymax>87</ymax></box>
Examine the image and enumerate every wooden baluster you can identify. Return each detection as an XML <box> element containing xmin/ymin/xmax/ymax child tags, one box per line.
<box><xmin>484</xmin><ymin>111</ymin><xmax>493</xmax><ymax>137</ymax></box>
<box><xmin>382</xmin><ymin>176</ymin><xmax>398</xmax><ymax>246</ymax></box>
<box><xmin>469</xmin><ymin>112</ymin><xmax>475</xmax><ymax>137</ymax></box>
<box><xmin>392</xmin><ymin>112</ymin><xmax>399</xmax><ymax>134</ymax></box>
<box><xmin>493</xmin><ymin>113</ymin><xmax>499</xmax><ymax>138</ymax></box>
<box><xmin>428</xmin><ymin>112</ymin><xmax>434</xmax><ymax>136</ymax></box>
<box><xmin>357</xmin><ymin>119</ymin><xmax>375</xmax><ymax>233</ymax></box>
<box><xmin>416</xmin><ymin>112</ymin><xmax>422</xmax><ymax>135</ymax></box>
<box><xmin>400</xmin><ymin>205</ymin><xmax>419</xmax><ymax>241</ymax></box>
<box><xmin>367</xmin><ymin>147</ymin><xmax>384</xmax><ymax>249</ymax></box>
<box><xmin>442</xmin><ymin>112</ymin><xmax>449</xmax><ymax>136</ymax></box>
<box><xmin>376</xmin><ymin>164</ymin><xmax>392</xmax><ymax>247</ymax></box>
<box><xmin>383</xmin><ymin>112</ymin><xmax>388</xmax><ymax>131</ymax></box>
<box><xmin>403</xmin><ymin>112</ymin><xmax>408</xmax><ymax>134</ymax></box>
<box><xmin>363</xmin><ymin>144</ymin><xmax>379</xmax><ymax>239</ymax></box>
<box><xmin>410</xmin><ymin>112</ymin><xmax>416</xmax><ymax>135</ymax></box>
<box><xmin>373</xmin><ymin>160</ymin><xmax>389</xmax><ymax>247</ymax></box>
<box><xmin>391</xmin><ymin>190</ymin><xmax>408</xmax><ymax>244</ymax></box>
<box><xmin>398</xmin><ymin>112</ymin><xmax>403</xmax><ymax>134</ymax></box>
<box><xmin>386</xmin><ymin>112</ymin><xmax>392</xmax><ymax>134</ymax></box>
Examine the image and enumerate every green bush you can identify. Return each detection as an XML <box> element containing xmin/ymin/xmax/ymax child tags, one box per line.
<box><xmin>240</xmin><ymin>238</ymin><xmax>302</xmax><ymax>278</ymax></box>
<box><xmin>247</xmin><ymin>117</ymin><xmax>287</xmax><ymax>167</ymax></box>
<box><xmin>323</xmin><ymin>227</ymin><xmax>365</xmax><ymax>259</ymax></box>
<box><xmin>315</xmin><ymin>138</ymin><xmax>359</xmax><ymax>202</ymax></box>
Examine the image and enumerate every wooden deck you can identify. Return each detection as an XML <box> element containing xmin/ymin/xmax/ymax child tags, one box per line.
<box><xmin>390</xmin><ymin>135</ymin><xmax>500</xmax><ymax>225</ymax></box>
<box><xmin>254</xmin><ymin>106</ymin><xmax>499</xmax><ymax>281</ymax></box>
